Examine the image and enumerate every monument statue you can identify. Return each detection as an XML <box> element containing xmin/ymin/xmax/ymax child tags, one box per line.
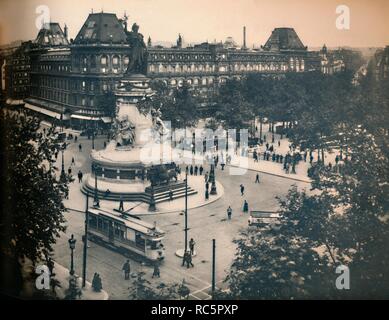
<box><xmin>114</xmin><ymin>114</ymin><xmax>136</xmax><ymax>147</ymax></box>
<box><xmin>125</xmin><ymin>23</ymin><xmax>148</xmax><ymax>75</ymax></box>
<box><xmin>151</xmin><ymin>107</ymin><xmax>169</xmax><ymax>137</ymax></box>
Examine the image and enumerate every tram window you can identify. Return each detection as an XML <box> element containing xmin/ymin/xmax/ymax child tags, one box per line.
<box><xmin>89</xmin><ymin>215</ymin><xmax>97</xmax><ymax>229</ymax></box>
<box><xmin>147</xmin><ymin>240</ymin><xmax>158</xmax><ymax>250</ymax></box>
<box><xmin>103</xmin><ymin>220</ymin><xmax>109</xmax><ymax>232</ymax></box>
<box><xmin>135</xmin><ymin>233</ymin><xmax>145</xmax><ymax>247</ymax></box>
<box><xmin>97</xmin><ymin>218</ymin><xmax>103</xmax><ymax>230</ymax></box>
<box><xmin>115</xmin><ymin>225</ymin><xmax>125</xmax><ymax>239</ymax></box>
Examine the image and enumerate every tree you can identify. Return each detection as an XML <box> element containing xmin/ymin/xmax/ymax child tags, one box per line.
<box><xmin>225</xmin><ymin>65</ymin><xmax>389</xmax><ymax>299</ymax></box>
<box><xmin>137</xmin><ymin>80</ymin><xmax>200</xmax><ymax>130</ymax></box>
<box><xmin>213</xmin><ymin>78</ymin><xmax>254</xmax><ymax>130</ymax></box>
<box><xmin>129</xmin><ymin>271</ymin><xmax>188</xmax><ymax>300</ymax></box>
<box><xmin>0</xmin><ymin>110</ymin><xmax>70</xmax><ymax>296</ymax></box>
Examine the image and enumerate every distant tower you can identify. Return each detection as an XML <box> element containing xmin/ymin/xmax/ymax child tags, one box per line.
<box><xmin>123</xmin><ymin>12</ymin><xmax>128</xmax><ymax>31</ymax></box>
<box><xmin>243</xmin><ymin>26</ymin><xmax>247</xmax><ymax>49</ymax></box>
<box><xmin>64</xmin><ymin>24</ymin><xmax>68</xmax><ymax>40</ymax></box>
<box><xmin>147</xmin><ymin>36</ymin><xmax>152</xmax><ymax>47</ymax></box>
<box><xmin>177</xmin><ymin>34</ymin><xmax>183</xmax><ymax>48</ymax></box>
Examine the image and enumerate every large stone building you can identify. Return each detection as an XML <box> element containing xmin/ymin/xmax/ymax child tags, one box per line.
<box><xmin>374</xmin><ymin>45</ymin><xmax>389</xmax><ymax>80</ymax></box>
<box><xmin>1</xmin><ymin>12</ymin><xmax>329</xmax><ymax>129</ymax></box>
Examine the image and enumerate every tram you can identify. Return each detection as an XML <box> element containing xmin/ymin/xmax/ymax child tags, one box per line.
<box><xmin>86</xmin><ymin>207</ymin><xmax>165</xmax><ymax>262</ymax></box>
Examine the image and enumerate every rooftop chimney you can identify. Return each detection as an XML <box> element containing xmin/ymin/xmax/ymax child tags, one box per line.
<box><xmin>64</xmin><ymin>24</ymin><xmax>68</xmax><ymax>40</ymax></box>
<box><xmin>243</xmin><ymin>26</ymin><xmax>247</xmax><ymax>49</ymax></box>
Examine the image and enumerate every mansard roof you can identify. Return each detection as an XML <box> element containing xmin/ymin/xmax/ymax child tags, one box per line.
<box><xmin>74</xmin><ymin>13</ymin><xmax>127</xmax><ymax>44</ymax></box>
<box><xmin>262</xmin><ymin>27</ymin><xmax>307</xmax><ymax>52</ymax></box>
<box><xmin>34</xmin><ymin>23</ymin><xmax>69</xmax><ymax>46</ymax></box>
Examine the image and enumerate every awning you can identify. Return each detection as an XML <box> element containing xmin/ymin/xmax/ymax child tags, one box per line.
<box><xmin>71</xmin><ymin>114</ymin><xmax>101</xmax><ymax>121</ymax></box>
<box><xmin>24</xmin><ymin>103</ymin><xmax>66</xmax><ymax>120</ymax></box>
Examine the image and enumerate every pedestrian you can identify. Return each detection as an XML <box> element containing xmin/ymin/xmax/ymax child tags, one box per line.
<box><xmin>186</xmin><ymin>251</ymin><xmax>194</xmax><ymax>268</ymax></box>
<box><xmin>169</xmin><ymin>189</ymin><xmax>173</xmax><ymax>201</ymax></box>
<box><xmin>92</xmin><ymin>273</ymin><xmax>102</xmax><ymax>292</ymax></box>
<box><xmin>74</xmin><ymin>135</ymin><xmax>78</xmax><ymax>143</ymax></box>
<box><xmin>190</xmin><ymin>165</ymin><xmax>193</xmax><ymax>175</ymax></box>
<box><xmin>199</xmin><ymin>165</ymin><xmax>204</xmax><ymax>175</ymax></box>
<box><xmin>255</xmin><ymin>173</ymin><xmax>260</xmax><ymax>183</ymax></box>
<box><xmin>189</xmin><ymin>238</ymin><xmax>196</xmax><ymax>255</ymax></box>
<box><xmin>77</xmin><ymin>170</ymin><xmax>83</xmax><ymax>183</ymax></box>
<box><xmin>182</xmin><ymin>250</ymin><xmax>187</xmax><ymax>267</ymax></box>
<box><xmin>152</xmin><ymin>262</ymin><xmax>160</xmax><ymax>278</ymax></box>
<box><xmin>227</xmin><ymin>206</ymin><xmax>232</xmax><ymax>220</ymax></box>
<box><xmin>71</xmin><ymin>157</ymin><xmax>75</xmax><ymax>166</ymax></box>
<box><xmin>240</xmin><ymin>184</ymin><xmax>245</xmax><ymax>196</ymax></box>
<box><xmin>78</xmin><ymin>143</ymin><xmax>82</xmax><ymax>152</ymax></box>
<box><xmin>122</xmin><ymin>260</ymin><xmax>131</xmax><ymax>280</ymax></box>
<box><xmin>205</xmin><ymin>189</ymin><xmax>209</xmax><ymax>200</ymax></box>
<box><xmin>68</xmin><ymin>167</ymin><xmax>72</xmax><ymax>175</ymax></box>
<box><xmin>194</xmin><ymin>166</ymin><xmax>198</xmax><ymax>176</ymax></box>
<box><xmin>119</xmin><ymin>196</ymin><xmax>124</xmax><ymax>211</ymax></box>
<box><xmin>243</xmin><ymin>200</ymin><xmax>249</xmax><ymax>213</ymax></box>
<box><xmin>278</xmin><ymin>140</ymin><xmax>281</xmax><ymax>147</ymax></box>
<box><xmin>221</xmin><ymin>161</ymin><xmax>225</xmax><ymax>170</ymax></box>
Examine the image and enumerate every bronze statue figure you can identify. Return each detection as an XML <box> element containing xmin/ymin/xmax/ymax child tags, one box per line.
<box><xmin>125</xmin><ymin>23</ymin><xmax>148</xmax><ymax>75</ymax></box>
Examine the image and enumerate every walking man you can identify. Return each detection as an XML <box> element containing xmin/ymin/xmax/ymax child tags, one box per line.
<box><xmin>77</xmin><ymin>170</ymin><xmax>83</xmax><ymax>183</ymax></box>
<box><xmin>119</xmin><ymin>196</ymin><xmax>124</xmax><ymax>211</ymax></box>
<box><xmin>152</xmin><ymin>262</ymin><xmax>160</xmax><ymax>278</ymax></box>
<box><xmin>240</xmin><ymin>184</ymin><xmax>245</xmax><ymax>196</ymax></box>
<box><xmin>78</xmin><ymin>143</ymin><xmax>82</xmax><ymax>152</ymax></box>
<box><xmin>186</xmin><ymin>251</ymin><xmax>194</xmax><ymax>268</ymax></box>
<box><xmin>189</xmin><ymin>238</ymin><xmax>196</xmax><ymax>255</ymax></box>
<box><xmin>255</xmin><ymin>173</ymin><xmax>260</xmax><ymax>184</ymax></box>
<box><xmin>71</xmin><ymin>157</ymin><xmax>75</xmax><ymax>166</ymax></box>
<box><xmin>122</xmin><ymin>260</ymin><xmax>131</xmax><ymax>280</ymax></box>
<box><xmin>227</xmin><ymin>206</ymin><xmax>232</xmax><ymax>220</ymax></box>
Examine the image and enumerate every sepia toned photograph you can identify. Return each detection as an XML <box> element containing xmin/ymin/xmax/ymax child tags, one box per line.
<box><xmin>0</xmin><ymin>0</ymin><xmax>388</xmax><ymax>307</ymax></box>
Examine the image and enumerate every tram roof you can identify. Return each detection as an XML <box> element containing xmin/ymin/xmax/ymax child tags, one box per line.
<box><xmin>88</xmin><ymin>207</ymin><xmax>165</xmax><ymax>238</ymax></box>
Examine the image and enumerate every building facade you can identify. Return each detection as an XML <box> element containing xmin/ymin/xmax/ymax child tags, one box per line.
<box><xmin>1</xmin><ymin>12</ymin><xmax>333</xmax><ymax>129</ymax></box>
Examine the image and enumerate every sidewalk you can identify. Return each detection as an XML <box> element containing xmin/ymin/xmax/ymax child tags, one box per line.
<box><xmin>53</xmin><ymin>262</ymin><xmax>109</xmax><ymax>300</ymax></box>
<box><xmin>180</xmin><ymin>149</ymin><xmax>312</xmax><ymax>183</ymax></box>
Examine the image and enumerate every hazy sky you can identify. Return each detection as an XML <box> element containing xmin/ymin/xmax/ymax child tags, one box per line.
<box><xmin>0</xmin><ymin>0</ymin><xmax>388</xmax><ymax>48</ymax></box>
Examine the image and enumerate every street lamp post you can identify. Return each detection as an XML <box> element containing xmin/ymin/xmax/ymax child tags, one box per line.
<box><xmin>60</xmin><ymin>144</ymin><xmax>66</xmax><ymax>181</ymax></box>
<box><xmin>68</xmin><ymin>234</ymin><xmax>76</xmax><ymax>276</ymax></box>
<box><xmin>82</xmin><ymin>194</ymin><xmax>89</xmax><ymax>288</ymax></box>
<box><xmin>184</xmin><ymin>170</ymin><xmax>188</xmax><ymax>254</ymax></box>
<box><xmin>92</xmin><ymin>164</ymin><xmax>100</xmax><ymax>207</ymax></box>
<box><xmin>175</xmin><ymin>170</ymin><xmax>190</xmax><ymax>259</ymax></box>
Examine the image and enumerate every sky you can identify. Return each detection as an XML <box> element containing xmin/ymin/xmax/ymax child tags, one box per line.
<box><xmin>0</xmin><ymin>0</ymin><xmax>388</xmax><ymax>48</ymax></box>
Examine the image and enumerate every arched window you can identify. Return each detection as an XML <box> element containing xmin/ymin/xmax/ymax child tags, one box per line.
<box><xmin>90</xmin><ymin>56</ymin><xmax>96</xmax><ymax>68</ymax></box>
<box><xmin>101</xmin><ymin>55</ymin><xmax>108</xmax><ymax>66</ymax></box>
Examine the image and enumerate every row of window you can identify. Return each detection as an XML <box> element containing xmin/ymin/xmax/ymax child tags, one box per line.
<box><xmin>149</xmin><ymin>53</ymin><xmax>212</xmax><ymax>62</ymax></box>
<box><xmin>148</xmin><ymin>61</ymin><xmax>300</xmax><ymax>74</ymax></box>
